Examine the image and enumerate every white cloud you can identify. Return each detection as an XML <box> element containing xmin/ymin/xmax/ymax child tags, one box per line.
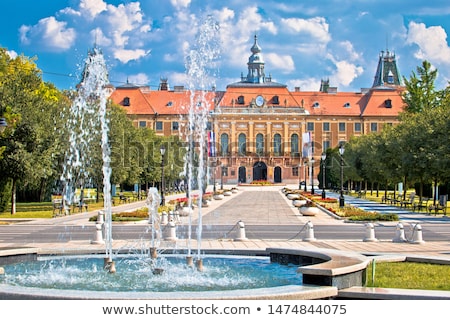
<box><xmin>265</xmin><ymin>53</ymin><xmax>295</xmax><ymax>74</ymax></box>
<box><xmin>128</xmin><ymin>73</ymin><xmax>150</xmax><ymax>86</ymax></box>
<box><xmin>287</xmin><ymin>78</ymin><xmax>321</xmax><ymax>91</ymax></box>
<box><xmin>406</xmin><ymin>21</ymin><xmax>450</xmax><ymax>65</ymax></box>
<box><xmin>280</xmin><ymin>17</ymin><xmax>331</xmax><ymax>44</ymax></box>
<box><xmin>6</xmin><ymin>50</ymin><xmax>18</xmax><ymax>59</ymax></box>
<box><xmin>114</xmin><ymin>49</ymin><xmax>151</xmax><ymax>64</ymax></box>
<box><xmin>19</xmin><ymin>16</ymin><xmax>76</xmax><ymax>51</ymax></box>
<box><xmin>170</xmin><ymin>0</ymin><xmax>191</xmax><ymax>10</ymax></box>
<box><xmin>330</xmin><ymin>60</ymin><xmax>364</xmax><ymax>87</ymax></box>
<box><xmin>79</xmin><ymin>0</ymin><xmax>107</xmax><ymax>20</ymax></box>
<box><xmin>236</xmin><ymin>7</ymin><xmax>277</xmax><ymax>35</ymax></box>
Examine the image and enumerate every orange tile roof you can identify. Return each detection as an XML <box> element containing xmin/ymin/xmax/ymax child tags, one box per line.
<box><xmin>109</xmin><ymin>87</ymin><xmax>154</xmax><ymax>115</ymax></box>
<box><xmin>109</xmin><ymin>85</ymin><xmax>406</xmax><ymax>118</ymax></box>
<box><xmin>360</xmin><ymin>87</ymin><xmax>406</xmax><ymax>116</ymax></box>
<box><xmin>290</xmin><ymin>91</ymin><xmax>363</xmax><ymax>116</ymax></box>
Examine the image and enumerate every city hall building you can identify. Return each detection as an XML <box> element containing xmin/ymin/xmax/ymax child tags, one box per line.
<box><xmin>109</xmin><ymin>36</ymin><xmax>405</xmax><ymax>186</ymax></box>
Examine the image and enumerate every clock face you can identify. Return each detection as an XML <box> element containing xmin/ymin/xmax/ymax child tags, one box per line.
<box><xmin>256</xmin><ymin>95</ymin><xmax>264</xmax><ymax>107</ymax></box>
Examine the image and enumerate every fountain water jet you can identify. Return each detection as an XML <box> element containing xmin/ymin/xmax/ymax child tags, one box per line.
<box><xmin>60</xmin><ymin>46</ymin><xmax>114</xmax><ymax>271</ymax></box>
<box><xmin>183</xmin><ymin>15</ymin><xmax>221</xmax><ymax>269</ymax></box>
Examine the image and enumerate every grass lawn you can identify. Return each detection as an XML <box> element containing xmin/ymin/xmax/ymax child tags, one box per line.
<box><xmin>0</xmin><ymin>201</ymin><xmax>105</xmax><ymax>219</ymax></box>
<box><xmin>366</xmin><ymin>261</ymin><xmax>450</xmax><ymax>291</ymax></box>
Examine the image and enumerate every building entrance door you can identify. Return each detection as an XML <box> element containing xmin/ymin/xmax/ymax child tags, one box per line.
<box><xmin>238</xmin><ymin>166</ymin><xmax>246</xmax><ymax>183</ymax></box>
<box><xmin>274</xmin><ymin>166</ymin><xmax>282</xmax><ymax>183</ymax></box>
<box><xmin>253</xmin><ymin>161</ymin><xmax>267</xmax><ymax>181</ymax></box>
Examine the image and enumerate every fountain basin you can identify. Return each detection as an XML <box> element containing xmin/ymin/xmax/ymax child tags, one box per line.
<box><xmin>0</xmin><ymin>248</ymin><xmax>338</xmax><ymax>300</ymax></box>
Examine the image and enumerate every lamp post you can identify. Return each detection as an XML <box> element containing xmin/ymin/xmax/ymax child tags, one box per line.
<box><xmin>321</xmin><ymin>153</ymin><xmax>327</xmax><ymax>199</ymax></box>
<box><xmin>339</xmin><ymin>144</ymin><xmax>345</xmax><ymax>207</ymax></box>
<box><xmin>220</xmin><ymin>165</ymin><xmax>225</xmax><ymax>190</ymax></box>
<box><xmin>303</xmin><ymin>160</ymin><xmax>307</xmax><ymax>192</ymax></box>
<box><xmin>310</xmin><ymin>158</ymin><xmax>315</xmax><ymax>195</ymax></box>
<box><xmin>298</xmin><ymin>163</ymin><xmax>302</xmax><ymax>190</ymax></box>
<box><xmin>160</xmin><ymin>144</ymin><xmax>166</xmax><ymax>206</ymax></box>
<box><xmin>212</xmin><ymin>160</ymin><xmax>217</xmax><ymax>193</ymax></box>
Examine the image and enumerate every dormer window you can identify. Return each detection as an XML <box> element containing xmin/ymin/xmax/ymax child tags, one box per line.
<box><xmin>344</xmin><ymin>102</ymin><xmax>351</xmax><ymax>108</ymax></box>
<box><xmin>123</xmin><ymin>97</ymin><xmax>130</xmax><ymax>106</ymax></box>
<box><xmin>313</xmin><ymin>101</ymin><xmax>320</xmax><ymax>108</ymax></box>
<box><xmin>167</xmin><ymin>101</ymin><xmax>173</xmax><ymax>107</ymax></box>
<box><xmin>385</xmin><ymin>99</ymin><xmax>392</xmax><ymax>108</ymax></box>
<box><xmin>387</xmin><ymin>70</ymin><xmax>394</xmax><ymax>84</ymax></box>
<box><xmin>237</xmin><ymin>95</ymin><xmax>245</xmax><ymax>104</ymax></box>
<box><xmin>272</xmin><ymin>95</ymin><xmax>279</xmax><ymax>104</ymax></box>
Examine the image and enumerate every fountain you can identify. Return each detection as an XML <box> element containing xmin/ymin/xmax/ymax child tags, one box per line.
<box><xmin>0</xmin><ymin>16</ymin><xmax>345</xmax><ymax>300</ymax></box>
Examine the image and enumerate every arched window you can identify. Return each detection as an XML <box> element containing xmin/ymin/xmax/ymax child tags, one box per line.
<box><xmin>238</xmin><ymin>133</ymin><xmax>246</xmax><ymax>156</ymax></box>
<box><xmin>291</xmin><ymin>133</ymin><xmax>299</xmax><ymax>156</ymax></box>
<box><xmin>220</xmin><ymin>133</ymin><xmax>229</xmax><ymax>156</ymax></box>
<box><xmin>273</xmin><ymin>133</ymin><xmax>282</xmax><ymax>156</ymax></box>
<box><xmin>256</xmin><ymin>133</ymin><xmax>264</xmax><ymax>156</ymax></box>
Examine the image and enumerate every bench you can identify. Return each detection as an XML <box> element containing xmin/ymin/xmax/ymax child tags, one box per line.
<box><xmin>400</xmin><ymin>193</ymin><xmax>416</xmax><ymax>208</ymax></box>
<box><xmin>413</xmin><ymin>198</ymin><xmax>430</xmax><ymax>212</ymax></box>
<box><xmin>72</xmin><ymin>201</ymin><xmax>88</xmax><ymax>213</ymax></box>
<box><xmin>428</xmin><ymin>195</ymin><xmax>448</xmax><ymax>215</ymax></box>
<box><xmin>52</xmin><ymin>199</ymin><xmax>71</xmax><ymax>217</ymax></box>
<box><xmin>119</xmin><ymin>193</ymin><xmax>130</xmax><ymax>204</ymax></box>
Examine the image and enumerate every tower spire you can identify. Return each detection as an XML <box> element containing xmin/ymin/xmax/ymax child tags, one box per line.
<box><xmin>372</xmin><ymin>50</ymin><xmax>402</xmax><ymax>87</ymax></box>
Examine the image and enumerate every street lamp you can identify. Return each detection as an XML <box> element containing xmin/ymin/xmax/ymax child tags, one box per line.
<box><xmin>321</xmin><ymin>153</ymin><xmax>327</xmax><ymax>199</ymax></box>
<box><xmin>212</xmin><ymin>160</ymin><xmax>217</xmax><ymax>192</ymax></box>
<box><xmin>298</xmin><ymin>163</ymin><xmax>302</xmax><ymax>190</ymax></box>
<box><xmin>160</xmin><ymin>144</ymin><xmax>166</xmax><ymax>206</ymax></box>
<box><xmin>303</xmin><ymin>160</ymin><xmax>307</xmax><ymax>192</ymax></box>
<box><xmin>220</xmin><ymin>165</ymin><xmax>225</xmax><ymax>190</ymax></box>
<box><xmin>339</xmin><ymin>143</ymin><xmax>345</xmax><ymax>207</ymax></box>
<box><xmin>310</xmin><ymin>158</ymin><xmax>315</xmax><ymax>195</ymax></box>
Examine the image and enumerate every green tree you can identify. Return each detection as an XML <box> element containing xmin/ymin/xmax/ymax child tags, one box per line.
<box><xmin>402</xmin><ymin>60</ymin><xmax>439</xmax><ymax>113</ymax></box>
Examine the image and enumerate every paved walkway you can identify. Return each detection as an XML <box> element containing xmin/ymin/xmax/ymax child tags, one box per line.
<box><xmin>3</xmin><ymin>184</ymin><xmax>449</xmax><ymax>261</ymax></box>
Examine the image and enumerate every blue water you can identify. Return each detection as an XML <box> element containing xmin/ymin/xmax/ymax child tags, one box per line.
<box><xmin>1</xmin><ymin>255</ymin><xmax>302</xmax><ymax>292</ymax></box>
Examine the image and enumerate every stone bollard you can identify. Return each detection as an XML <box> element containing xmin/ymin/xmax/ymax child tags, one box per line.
<box><xmin>411</xmin><ymin>224</ymin><xmax>425</xmax><ymax>244</ymax></box>
<box><xmin>164</xmin><ymin>221</ymin><xmax>177</xmax><ymax>241</ymax></box>
<box><xmin>161</xmin><ymin>211</ymin><xmax>168</xmax><ymax>225</ymax></box>
<box><xmin>392</xmin><ymin>222</ymin><xmax>406</xmax><ymax>243</ymax></box>
<box><xmin>91</xmin><ymin>211</ymin><xmax>105</xmax><ymax>245</ymax></box>
<box><xmin>363</xmin><ymin>223</ymin><xmax>378</xmax><ymax>242</ymax></box>
<box><xmin>303</xmin><ymin>221</ymin><xmax>316</xmax><ymax>242</ymax></box>
<box><xmin>234</xmin><ymin>220</ymin><xmax>248</xmax><ymax>241</ymax></box>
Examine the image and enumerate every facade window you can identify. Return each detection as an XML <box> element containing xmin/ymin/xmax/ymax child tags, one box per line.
<box><xmin>172</xmin><ymin>121</ymin><xmax>179</xmax><ymax>130</ymax></box>
<box><xmin>354</xmin><ymin>123</ymin><xmax>361</xmax><ymax>132</ymax></box>
<box><xmin>256</xmin><ymin>133</ymin><xmax>264</xmax><ymax>156</ymax></box>
<box><xmin>206</xmin><ymin>121</ymin><xmax>212</xmax><ymax>130</ymax></box>
<box><xmin>307</xmin><ymin>122</ymin><xmax>314</xmax><ymax>131</ymax></box>
<box><xmin>238</xmin><ymin>133</ymin><xmax>246</xmax><ymax>156</ymax></box>
<box><xmin>273</xmin><ymin>133</ymin><xmax>282</xmax><ymax>156</ymax></box>
<box><xmin>371</xmin><ymin>123</ymin><xmax>378</xmax><ymax>132</ymax></box>
<box><xmin>220</xmin><ymin>133</ymin><xmax>229</xmax><ymax>156</ymax></box>
<box><xmin>323</xmin><ymin>122</ymin><xmax>330</xmax><ymax>132</ymax></box>
<box><xmin>323</xmin><ymin>140</ymin><xmax>330</xmax><ymax>151</ymax></box>
<box><xmin>222</xmin><ymin>166</ymin><xmax>229</xmax><ymax>177</ymax></box>
<box><xmin>292</xmin><ymin>166</ymin><xmax>299</xmax><ymax>176</ymax></box>
<box><xmin>291</xmin><ymin>133</ymin><xmax>299</xmax><ymax>156</ymax></box>
<box><xmin>139</xmin><ymin>121</ymin><xmax>146</xmax><ymax>128</ymax></box>
<box><xmin>155</xmin><ymin>121</ymin><xmax>163</xmax><ymax>131</ymax></box>
<box><xmin>339</xmin><ymin>122</ymin><xmax>346</xmax><ymax>132</ymax></box>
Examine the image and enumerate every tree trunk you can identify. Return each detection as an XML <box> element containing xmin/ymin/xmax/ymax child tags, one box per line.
<box><xmin>10</xmin><ymin>179</ymin><xmax>16</xmax><ymax>215</ymax></box>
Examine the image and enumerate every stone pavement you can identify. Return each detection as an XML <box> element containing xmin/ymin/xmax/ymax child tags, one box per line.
<box><xmin>5</xmin><ymin>184</ymin><xmax>449</xmax><ymax>261</ymax></box>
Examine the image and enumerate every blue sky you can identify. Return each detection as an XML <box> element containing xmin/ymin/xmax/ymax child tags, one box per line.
<box><xmin>2</xmin><ymin>0</ymin><xmax>450</xmax><ymax>92</ymax></box>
